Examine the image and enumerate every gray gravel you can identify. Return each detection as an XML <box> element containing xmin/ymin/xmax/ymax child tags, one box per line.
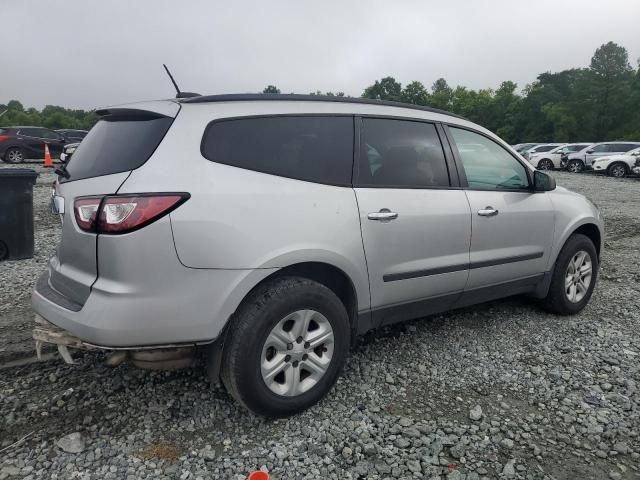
<box><xmin>1</xmin><ymin>170</ymin><xmax>639</xmax><ymax>479</ymax></box>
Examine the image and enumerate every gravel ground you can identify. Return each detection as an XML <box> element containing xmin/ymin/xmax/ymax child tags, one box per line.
<box><xmin>1</xmin><ymin>169</ymin><xmax>639</xmax><ymax>480</ymax></box>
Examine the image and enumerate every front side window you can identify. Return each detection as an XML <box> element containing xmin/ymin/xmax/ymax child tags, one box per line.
<box><xmin>449</xmin><ymin>127</ymin><xmax>529</xmax><ymax>190</ymax></box>
<box><xmin>356</xmin><ymin>118</ymin><xmax>450</xmax><ymax>188</ymax></box>
<box><xmin>202</xmin><ymin>116</ymin><xmax>353</xmax><ymax>186</ymax></box>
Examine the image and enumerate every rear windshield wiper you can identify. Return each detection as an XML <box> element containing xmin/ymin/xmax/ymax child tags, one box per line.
<box><xmin>54</xmin><ymin>163</ymin><xmax>71</xmax><ymax>179</ymax></box>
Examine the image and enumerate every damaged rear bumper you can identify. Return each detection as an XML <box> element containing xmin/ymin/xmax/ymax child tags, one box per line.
<box><xmin>33</xmin><ymin>315</ymin><xmax>198</xmax><ymax>369</ymax></box>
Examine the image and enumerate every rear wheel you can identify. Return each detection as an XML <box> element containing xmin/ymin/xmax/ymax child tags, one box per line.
<box><xmin>607</xmin><ymin>162</ymin><xmax>627</xmax><ymax>178</ymax></box>
<box><xmin>541</xmin><ymin>234</ymin><xmax>598</xmax><ymax>315</ymax></box>
<box><xmin>4</xmin><ymin>147</ymin><xmax>24</xmax><ymax>164</ymax></box>
<box><xmin>538</xmin><ymin>159</ymin><xmax>554</xmax><ymax>170</ymax></box>
<box><xmin>567</xmin><ymin>160</ymin><xmax>584</xmax><ymax>173</ymax></box>
<box><xmin>220</xmin><ymin>277</ymin><xmax>350</xmax><ymax>417</ymax></box>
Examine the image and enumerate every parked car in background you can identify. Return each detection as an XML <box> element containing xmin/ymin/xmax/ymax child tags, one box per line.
<box><xmin>0</xmin><ymin>126</ymin><xmax>67</xmax><ymax>163</ymax></box>
<box><xmin>513</xmin><ymin>143</ymin><xmax>540</xmax><ymax>154</ymax></box>
<box><xmin>60</xmin><ymin>142</ymin><xmax>80</xmax><ymax>163</ymax></box>
<box><xmin>521</xmin><ymin>143</ymin><xmax>566</xmax><ymax>161</ymax></box>
<box><xmin>632</xmin><ymin>157</ymin><xmax>640</xmax><ymax>175</ymax></box>
<box><xmin>591</xmin><ymin>146</ymin><xmax>640</xmax><ymax>177</ymax></box>
<box><xmin>528</xmin><ymin>143</ymin><xmax>592</xmax><ymax>170</ymax></box>
<box><xmin>32</xmin><ymin>94</ymin><xmax>603</xmax><ymax>417</ymax></box>
<box><xmin>563</xmin><ymin>142</ymin><xmax>640</xmax><ymax>173</ymax></box>
<box><xmin>56</xmin><ymin>129</ymin><xmax>88</xmax><ymax>143</ymax></box>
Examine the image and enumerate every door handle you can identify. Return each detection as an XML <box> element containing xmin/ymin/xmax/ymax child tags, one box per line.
<box><xmin>477</xmin><ymin>206</ymin><xmax>499</xmax><ymax>217</ymax></box>
<box><xmin>368</xmin><ymin>209</ymin><xmax>398</xmax><ymax>221</ymax></box>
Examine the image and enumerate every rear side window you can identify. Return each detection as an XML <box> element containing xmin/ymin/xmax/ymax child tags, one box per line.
<box><xmin>356</xmin><ymin>118</ymin><xmax>450</xmax><ymax>188</ymax></box>
<box><xmin>63</xmin><ymin>114</ymin><xmax>173</xmax><ymax>182</ymax></box>
<box><xmin>201</xmin><ymin>116</ymin><xmax>353</xmax><ymax>186</ymax></box>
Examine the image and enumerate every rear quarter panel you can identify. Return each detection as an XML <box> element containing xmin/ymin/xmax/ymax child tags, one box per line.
<box><xmin>117</xmin><ymin>102</ymin><xmax>372</xmax><ymax>311</ymax></box>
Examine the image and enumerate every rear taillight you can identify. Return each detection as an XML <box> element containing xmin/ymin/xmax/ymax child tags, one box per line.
<box><xmin>74</xmin><ymin>193</ymin><xmax>189</xmax><ymax>234</ymax></box>
<box><xmin>0</xmin><ymin>135</ymin><xmax>9</xmax><ymax>142</ymax></box>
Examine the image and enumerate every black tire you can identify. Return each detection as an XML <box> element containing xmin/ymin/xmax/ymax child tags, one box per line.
<box><xmin>220</xmin><ymin>276</ymin><xmax>350</xmax><ymax>417</ymax></box>
<box><xmin>606</xmin><ymin>162</ymin><xmax>627</xmax><ymax>178</ymax></box>
<box><xmin>538</xmin><ymin>159</ymin><xmax>554</xmax><ymax>171</ymax></box>
<box><xmin>541</xmin><ymin>233</ymin><xmax>598</xmax><ymax>315</ymax></box>
<box><xmin>567</xmin><ymin>160</ymin><xmax>584</xmax><ymax>173</ymax></box>
<box><xmin>3</xmin><ymin>147</ymin><xmax>25</xmax><ymax>164</ymax></box>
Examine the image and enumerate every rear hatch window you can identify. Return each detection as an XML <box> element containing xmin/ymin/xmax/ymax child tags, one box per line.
<box><xmin>62</xmin><ymin>111</ymin><xmax>173</xmax><ymax>182</ymax></box>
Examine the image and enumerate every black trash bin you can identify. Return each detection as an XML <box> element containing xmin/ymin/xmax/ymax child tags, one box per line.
<box><xmin>0</xmin><ymin>168</ymin><xmax>39</xmax><ymax>260</ymax></box>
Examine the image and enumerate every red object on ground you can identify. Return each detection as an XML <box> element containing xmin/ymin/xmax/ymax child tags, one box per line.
<box><xmin>247</xmin><ymin>471</ymin><xmax>270</xmax><ymax>480</ymax></box>
<box><xmin>43</xmin><ymin>143</ymin><xmax>54</xmax><ymax>168</ymax></box>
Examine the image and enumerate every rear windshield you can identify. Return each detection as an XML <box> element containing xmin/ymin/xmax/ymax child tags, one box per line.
<box><xmin>62</xmin><ymin>114</ymin><xmax>173</xmax><ymax>182</ymax></box>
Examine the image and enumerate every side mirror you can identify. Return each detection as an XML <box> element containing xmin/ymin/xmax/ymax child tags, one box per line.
<box><xmin>534</xmin><ymin>170</ymin><xmax>556</xmax><ymax>192</ymax></box>
<box><xmin>586</xmin><ymin>149</ymin><xmax>594</xmax><ymax>154</ymax></box>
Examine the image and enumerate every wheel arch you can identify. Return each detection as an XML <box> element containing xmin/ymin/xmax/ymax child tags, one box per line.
<box><xmin>607</xmin><ymin>161</ymin><xmax>628</xmax><ymax>175</ymax></box>
<box><xmin>206</xmin><ymin>261</ymin><xmax>365</xmax><ymax>383</ymax></box>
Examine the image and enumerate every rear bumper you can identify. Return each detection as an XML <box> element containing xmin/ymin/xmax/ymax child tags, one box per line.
<box><xmin>32</xmin><ymin>264</ymin><xmax>277</xmax><ymax>348</ymax></box>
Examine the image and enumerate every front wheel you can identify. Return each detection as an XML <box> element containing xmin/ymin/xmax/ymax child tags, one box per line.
<box><xmin>541</xmin><ymin>233</ymin><xmax>598</xmax><ymax>315</ymax></box>
<box><xmin>607</xmin><ymin>162</ymin><xmax>627</xmax><ymax>178</ymax></box>
<box><xmin>220</xmin><ymin>277</ymin><xmax>350</xmax><ymax>417</ymax></box>
<box><xmin>4</xmin><ymin>147</ymin><xmax>24</xmax><ymax>163</ymax></box>
<box><xmin>567</xmin><ymin>160</ymin><xmax>584</xmax><ymax>173</ymax></box>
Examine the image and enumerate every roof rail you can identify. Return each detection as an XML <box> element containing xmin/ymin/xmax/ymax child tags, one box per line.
<box><xmin>180</xmin><ymin>93</ymin><xmax>466</xmax><ymax>120</ymax></box>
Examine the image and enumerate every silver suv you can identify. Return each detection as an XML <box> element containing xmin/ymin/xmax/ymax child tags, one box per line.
<box><xmin>33</xmin><ymin>95</ymin><xmax>603</xmax><ymax>417</ymax></box>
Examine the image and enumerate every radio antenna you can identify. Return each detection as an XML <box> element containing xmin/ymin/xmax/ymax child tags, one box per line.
<box><xmin>162</xmin><ymin>64</ymin><xmax>201</xmax><ymax>99</ymax></box>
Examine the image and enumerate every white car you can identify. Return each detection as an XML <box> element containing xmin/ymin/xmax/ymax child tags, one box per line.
<box><xmin>521</xmin><ymin>143</ymin><xmax>566</xmax><ymax>161</ymax></box>
<box><xmin>528</xmin><ymin>143</ymin><xmax>593</xmax><ymax>170</ymax></box>
<box><xmin>592</xmin><ymin>146</ymin><xmax>640</xmax><ymax>177</ymax></box>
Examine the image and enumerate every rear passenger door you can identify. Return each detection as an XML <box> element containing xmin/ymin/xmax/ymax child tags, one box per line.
<box><xmin>445</xmin><ymin>126</ymin><xmax>554</xmax><ymax>297</ymax></box>
<box><xmin>354</xmin><ymin>117</ymin><xmax>471</xmax><ymax>327</ymax></box>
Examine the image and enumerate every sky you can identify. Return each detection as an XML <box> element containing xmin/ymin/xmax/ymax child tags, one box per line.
<box><xmin>3</xmin><ymin>0</ymin><xmax>640</xmax><ymax>110</ymax></box>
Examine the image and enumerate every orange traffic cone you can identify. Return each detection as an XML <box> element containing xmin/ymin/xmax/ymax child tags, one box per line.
<box><xmin>43</xmin><ymin>143</ymin><xmax>54</xmax><ymax>168</ymax></box>
<box><xmin>247</xmin><ymin>471</ymin><xmax>269</xmax><ymax>480</ymax></box>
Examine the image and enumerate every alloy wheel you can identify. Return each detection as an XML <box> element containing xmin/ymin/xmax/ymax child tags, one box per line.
<box><xmin>609</xmin><ymin>164</ymin><xmax>626</xmax><ymax>177</ymax></box>
<box><xmin>565</xmin><ymin>250</ymin><xmax>592</xmax><ymax>303</ymax></box>
<box><xmin>568</xmin><ymin>161</ymin><xmax>583</xmax><ymax>173</ymax></box>
<box><xmin>539</xmin><ymin>160</ymin><xmax>553</xmax><ymax>170</ymax></box>
<box><xmin>261</xmin><ymin>309</ymin><xmax>334</xmax><ymax>397</ymax></box>
<box><xmin>5</xmin><ymin>149</ymin><xmax>24</xmax><ymax>163</ymax></box>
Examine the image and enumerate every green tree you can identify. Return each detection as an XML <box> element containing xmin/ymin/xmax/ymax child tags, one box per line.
<box><xmin>262</xmin><ymin>85</ymin><xmax>281</xmax><ymax>94</ymax></box>
<box><xmin>400</xmin><ymin>81</ymin><xmax>429</xmax><ymax>105</ymax></box>
<box><xmin>362</xmin><ymin>77</ymin><xmax>402</xmax><ymax>101</ymax></box>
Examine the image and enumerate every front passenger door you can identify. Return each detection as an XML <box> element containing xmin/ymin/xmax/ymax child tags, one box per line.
<box><xmin>446</xmin><ymin>126</ymin><xmax>554</xmax><ymax>296</ymax></box>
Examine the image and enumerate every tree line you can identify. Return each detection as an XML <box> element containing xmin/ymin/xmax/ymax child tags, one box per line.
<box><xmin>2</xmin><ymin>42</ymin><xmax>638</xmax><ymax>143</ymax></box>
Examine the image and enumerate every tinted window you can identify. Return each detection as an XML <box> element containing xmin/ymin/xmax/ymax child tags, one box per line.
<box><xmin>356</xmin><ymin>118</ymin><xmax>449</xmax><ymax>188</ymax></box>
<box><xmin>591</xmin><ymin>144</ymin><xmax>609</xmax><ymax>153</ymax></box>
<box><xmin>534</xmin><ymin>145</ymin><xmax>557</xmax><ymax>152</ymax></box>
<box><xmin>20</xmin><ymin>128</ymin><xmax>40</xmax><ymax>137</ymax></box>
<box><xmin>40</xmin><ymin>129</ymin><xmax>62</xmax><ymax>140</ymax></box>
<box><xmin>620</xmin><ymin>143</ymin><xmax>639</xmax><ymax>152</ymax></box>
<box><xmin>202</xmin><ymin>116</ymin><xmax>353</xmax><ymax>186</ymax></box>
<box><xmin>450</xmin><ymin>127</ymin><xmax>529</xmax><ymax>190</ymax></box>
<box><xmin>568</xmin><ymin>144</ymin><xmax>587</xmax><ymax>152</ymax></box>
<box><xmin>63</xmin><ymin>115</ymin><xmax>173</xmax><ymax>182</ymax></box>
